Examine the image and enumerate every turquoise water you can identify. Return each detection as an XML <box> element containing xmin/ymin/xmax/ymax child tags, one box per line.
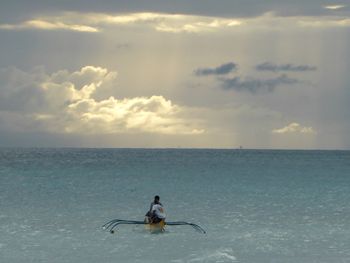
<box><xmin>1</xmin><ymin>148</ymin><xmax>350</xmax><ymax>262</ymax></box>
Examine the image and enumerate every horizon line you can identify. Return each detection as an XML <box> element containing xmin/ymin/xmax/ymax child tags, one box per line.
<box><xmin>0</xmin><ymin>146</ymin><xmax>349</xmax><ymax>151</ymax></box>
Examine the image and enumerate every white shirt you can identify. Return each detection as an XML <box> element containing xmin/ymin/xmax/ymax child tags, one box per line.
<box><xmin>151</xmin><ymin>204</ymin><xmax>166</xmax><ymax>219</ymax></box>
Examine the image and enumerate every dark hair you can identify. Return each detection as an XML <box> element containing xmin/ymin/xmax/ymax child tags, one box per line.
<box><xmin>154</xmin><ymin>195</ymin><xmax>160</xmax><ymax>201</ymax></box>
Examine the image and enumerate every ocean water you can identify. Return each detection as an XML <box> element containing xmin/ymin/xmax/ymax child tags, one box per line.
<box><xmin>0</xmin><ymin>148</ymin><xmax>350</xmax><ymax>263</ymax></box>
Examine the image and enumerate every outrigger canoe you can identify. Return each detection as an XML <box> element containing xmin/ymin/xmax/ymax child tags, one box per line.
<box><xmin>102</xmin><ymin>219</ymin><xmax>206</xmax><ymax>234</ymax></box>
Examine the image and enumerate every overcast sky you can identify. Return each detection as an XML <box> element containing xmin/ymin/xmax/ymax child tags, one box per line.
<box><xmin>0</xmin><ymin>0</ymin><xmax>349</xmax><ymax>149</ymax></box>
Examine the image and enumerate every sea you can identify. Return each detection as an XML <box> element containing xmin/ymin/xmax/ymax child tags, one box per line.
<box><xmin>0</xmin><ymin>148</ymin><xmax>350</xmax><ymax>263</ymax></box>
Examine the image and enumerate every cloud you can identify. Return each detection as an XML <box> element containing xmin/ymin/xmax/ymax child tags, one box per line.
<box><xmin>193</xmin><ymin>61</ymin><xmax>308</xmax><ymax>93</ymax></box>
<box><xmin>0</xmin><ymin>12</ymin><xmax>242</xmax><ymax>33</ymax></box>
<box><xmin>323</xmin><ymin>5</ymin><xmax>346</xmax><ymax>10</ymax></box>
<box><xmin>256</xmin><ymin>62</ymin><xmax>317</xmax><ymax>72</ymax></box>
<box><xmin>220</xmin><ymin>74</ymin><xmax>300</xmax><ymax>93</ymax></box>
<box><xmin>0</xmin><ymin>66</ymin><xmax>204</xmax><ymax>135</ymax></box>
<box><xmin>0</xmin><ymin>19</ymin><xmax>99</xmax><ymax>32</ymax></box>
<box><xmin>0</xmin><ymin>66</ymin><xmax>115</xmax><ymax>112</ymax></box>
<box><xmin>272</xmin><ymin>122</ymin><xmax>316</xmax><ymax>134</ymax></box>
<box><xmin>194</xmin><ymin>62</ymin><xmax>238</xmax><ymax>76</ymax></box>
<box><xmin>1</xmin><ymin>11</ymin><xmax>350</xmax><ymax>34</ymax></box>
<box><xmin>63</xmin><ymin>95</ymin><xmax>204</xmax><ymax>135</ymax></box>
<box><xmin>297</xmin><ymin>17</ymin><xmax>350</xmax><ymax>27</ymax></box>
<box><xmin>155</xmin><ymin>18</ymin><xmax>242</xmax><ymax>33</ymax></box>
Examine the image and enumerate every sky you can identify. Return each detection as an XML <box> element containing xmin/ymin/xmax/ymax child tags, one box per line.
<box><xmin>0</xmin><ymin>0</ymin><xmax>350</xmax><ymax>149</ymax></box>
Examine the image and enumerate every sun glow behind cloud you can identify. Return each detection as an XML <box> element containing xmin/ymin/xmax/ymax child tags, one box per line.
<box><xmin>64</xmin><ymin>95</ymin><xmax>204</xmax><ymax>135</ymax></box>
<box><xmin>323</xmin><ymin>5</ymin><xmax>346</xmax><ymax>10</ymax></box>
<box><xmin>0</xmin><ymin>12</ymin><xmax>243</xmax><ymax>33</ymax></box>
<box><xmin>0</xmin><ymin>19</ymin><xmax>99</xmax><ymax>32</ymax></box>
<box><xmin>2</xmin><ymin>11</ymin><xmax>350</xmax><ymax>34</ymax></box>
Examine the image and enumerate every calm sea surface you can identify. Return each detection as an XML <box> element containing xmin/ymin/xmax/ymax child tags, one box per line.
<box><xmin>1</xmin><ymin>148</ymin><xmax>350</xmax><ymax>262</ymax></box>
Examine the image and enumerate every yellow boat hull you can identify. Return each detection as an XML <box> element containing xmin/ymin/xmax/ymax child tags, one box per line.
<box><xmin>145</xmin><ymin>220</ymin><xmax>165</xmax><ymax>232</ymax></box>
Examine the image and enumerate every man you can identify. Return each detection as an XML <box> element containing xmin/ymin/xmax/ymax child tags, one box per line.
<box><xmin>149</xmin><ymin>195</ymin><xmax>162</xmax><ymax>211</ymax></box>
<box><xmin>145</xmin><ymin>195</ymin><xmax>166</xmax><ymax>223</ymax></box>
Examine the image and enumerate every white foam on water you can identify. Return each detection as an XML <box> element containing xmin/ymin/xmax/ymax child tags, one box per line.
<box><xmin>188</xmin><ymin>248</ymin><xmax>237</xmax><ymax>262</ymax></box>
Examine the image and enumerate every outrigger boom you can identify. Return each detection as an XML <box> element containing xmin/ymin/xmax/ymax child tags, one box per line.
<box><xmin>102</xmin><ymin>219</ymin><xmax>206</xmax><ymax>234</ymax></box>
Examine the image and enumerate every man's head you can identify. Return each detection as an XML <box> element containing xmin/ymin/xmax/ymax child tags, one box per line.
<box><xmin>154</xmin><ymin>195</ymin><xmax>160</xmax><ymax>203</ymax></box>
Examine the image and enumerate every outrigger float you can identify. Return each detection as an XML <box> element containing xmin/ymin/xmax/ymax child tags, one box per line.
<box><xmin>102</xmin><ymin>219</ymin><xmax>206</xmax><ymax>234</ymax></box>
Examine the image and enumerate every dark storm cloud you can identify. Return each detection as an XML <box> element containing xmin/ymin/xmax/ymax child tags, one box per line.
<box><xmin>220</xmin><ymin>74</ymin><xmax>300</xmax><ymax>93</ymax></box>
<box><xmin>194</xmin><ymin>62</ymin><xmax>237</xmax><ymax>76</ymax></box>
<box><xmin>256</xmin><ymin>62</ymin><xmax>317</xmax><ymax>72</ymax></box>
